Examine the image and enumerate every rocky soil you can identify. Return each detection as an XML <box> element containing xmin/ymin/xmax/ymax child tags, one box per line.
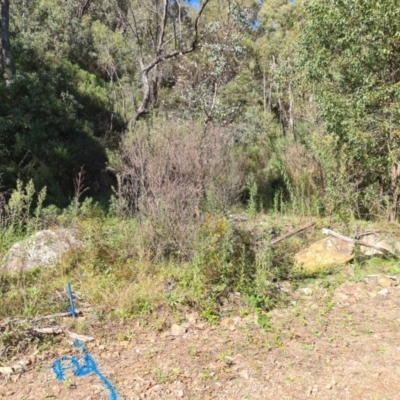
<box><xmin>2</xmin><ymin>273</ymin><xmax>400</xmax><ymax>399</ymax></box>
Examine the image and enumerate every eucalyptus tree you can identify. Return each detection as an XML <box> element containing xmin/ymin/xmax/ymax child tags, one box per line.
<box><xmin>167</xmin><ymin>0</ymin><xmax>262</xmax><ymax>124</ymax></box>
<box><xmin>0</xmin><ymin>0</ymin><xmax>13</xmax><ymax>79</ymax></box>
<box><xmin>256</xmin><ymin>0</ymin><xmax>305</xmax><ymax>137</ymax></box>
<box><xmin>114</xmin><ymin>0</ymin><xmax>212</xmax><ymax>122</ymax></box>
<box><xmin>300</xmin><ymin>0</ymin><xmax>400</xmax><ymax>220</ymax></box>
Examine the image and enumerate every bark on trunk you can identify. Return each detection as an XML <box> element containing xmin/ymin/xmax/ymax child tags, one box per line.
<box><xmin>0</xmin><ymin>0</ymin><xmax>13</xmax><ymax>79</ymax></box>
<box><xmin>131</xmin><ymin>0</ymin><xmax>211</xmax><ymax>123</ymax></box>
<box><xmin>389</xmin><ymin>164</ymin><xmax>400</xmax><ymax>222</ymax></box>
<box><xmin>77</xmin><ymin>0</ymin><xmax>92</xmax><ymax>18</ymax></box>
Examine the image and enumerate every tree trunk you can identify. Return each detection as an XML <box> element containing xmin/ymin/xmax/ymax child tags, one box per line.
<box><xmin>288</xmin><ymin>82</ymin><xmax>296</xmax><ymax>141</ymax></box>
<box><xmin>77</xmin><ymin>0</ymin><xmax>92</xmax><ymax>19</ymax></box>
<box><xmin>130</xmin><ymin>0</ymin><xmax>211</xmax><ymax>123</ymax></box>
<box><xmin>0</xmin><ymin>0</ymin><xmax>13</xmax><ymax>79</ymax></box>
<box><xmin>389</xmin><ymin>164</ymin><xmax>400</xmax><ymax>222</ymax></box>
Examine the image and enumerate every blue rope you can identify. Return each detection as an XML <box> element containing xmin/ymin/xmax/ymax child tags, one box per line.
<box><xmin>52</xmin><ymin>340</ymin><xmax>118</xmax><ymax>400</ymax></box>
<box><xmin>67</xmin><ymin>282</ymin><xmax>76</xmax><ymax>317</ymax></box>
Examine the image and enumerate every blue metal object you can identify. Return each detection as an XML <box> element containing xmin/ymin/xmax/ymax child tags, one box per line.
<box><xmin>52</xmin><ymin>340</ymin><xmax>118</xmax><ymax>400</ymax></box>
<box><xmin>67</xmin><ymin>282</ymin><xmax>76</xmax><ymax>317</ymax></box>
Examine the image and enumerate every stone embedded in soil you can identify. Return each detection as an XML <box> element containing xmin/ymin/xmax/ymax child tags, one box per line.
<box><xmin>297</xmin><ymin>288</ymin><xmax>313</xmax><ymax>296</ymax></box>
<box><xmin>170</xmin><ymin>324</ymin><xmax>187</xmax><ymax>336</ymax></box>
<box><xmin>221</xmin><ymin>318</ymin><xmax>234</xmax><ymax>326</ymax></box>
<box><xmin>2</xmin><ymin>228</ymin><xmax>83</xmax><ymax>272</ymax></box>
<box><xmin>335</xmin><ymin>293</ymin><xmax>349</xmax><ymax>301</ymax></box>
<box><xmin>0</xmin><ymin>367</ymin><xmax>14</xmax><ymax>375</ymax></box>
<box><xmin>378</xmin><ymin>288</ymin><xmax>390</xmax><ymax>296</ymax></box>
<box><xmin>239</xmin><ymin>369</ymin><xmax>249</xmax><ymax>379</ymax></box>
<box><xmin>377</xmin><ymin>274</ymin><xmax>394</xmax><ymax>288</ymax></box>
<box><xmin>294</xmin><ymin>237</ymin><xmax>354</xmax><ymax>272</ymax></box>
<box><xmin>186</xmin><ymin>312</ymin><xmax>199</xmax><ymax>323</ymax></box>
<box><xmin>359</xmin><ymin>233</ymin><xmax>400</xmax><ymax>256</ymax></box>
<box><xmin>233</xmin><ymin>316</ymin><xmax>241</xmax><ymax>324</ymax></box>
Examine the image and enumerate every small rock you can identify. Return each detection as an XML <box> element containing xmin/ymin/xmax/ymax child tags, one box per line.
<box><xmin>336</xmin><ymin>293</ymin><xmax>349</xmax><ymax>301</ymax></box>
<box><xmin>170</xmin><ymin>324</ymin><xmax>187</xmax><ymax>336</ymax></box>
<box><xmin>348</xmin><ymin>296</ymin><xmax>357</xmax><ymax>303</ymax></box>
<box><xmin>359</xmin><ymin>233</ymin><xmax>400</xmax><ymax>256</ymax></box>
<box><xmin>221</xmin><ymin>318</ymin><xmax>234</xmax><ymax>326</ymax></box>
<box><xmin>377</xmin><ymin>274</ymin><xmax>393</xmax><ymax>288</ymax></box>
<box><xmin>185</xmin><ymin>312</ymin><xmax>199</xmax><ymax>323</ymax></box>
<box><xmin>378</xmin><ymin>288</ymin><xmax>390</xmax><ymax>296</ymax></box>
<box><xmin>297</xmin><ymin>288</ymin><xmax>313</xmax><ymax>296</ymax></box>
<box><xmin>224</xmin><ymin>356</ymin><xmax>235</xmax><ymax>366</ymax></box>
<box><xmin>239</xmin><ymin>369</ymin><xmax>249</xmax><ymax>379</ymax></box>
<box><xmin>232</xmin><ymin>316</ymin><xmax>242</xmax><ymax>325</ymax></box>
<box><xmin>176</xmin><ymin>390</ymin><xmax>184</xmax><ymax>397</ymax></box>
<box><xmin>354</xmin><ymin>282</ymin><xmax>367</xmax><ymax>290</ymax></box>
<box><xmin>0</xmin><ymin>367</ymin><xmax>14</xmax><ymax>375</ymax></box>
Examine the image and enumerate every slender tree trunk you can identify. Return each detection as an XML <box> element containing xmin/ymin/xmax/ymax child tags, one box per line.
<box><xmin>130</xmin><ymin>0</ymin><xmax>211</xmax><ymax>123</ymax></box>
<box><xmin>288</xmin><ymin>82</ymin><xmax>296</xmax><ymax>141</ymax></box>
<box><xmin>77</xmin><ymin>0</ymin><xmax>92</xmax><ymax>18</ymax></box>
<box><xmin>389</xmin><ymin>164</ymin><xmax>400</xmax><ymax>222</ymax></box>
<box><xmin>0</xmin><ymin>0</ymin><xmax>13</xmax><ymax>79</ymax></box>
<box><xmin>262</xmin><ymin>70</ymin><xmax>267</xmax><ymax>114</ymax></box>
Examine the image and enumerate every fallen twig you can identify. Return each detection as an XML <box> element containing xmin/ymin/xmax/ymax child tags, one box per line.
<box><xmin>1</xmin><ymin>308</ymin><xmax>93</xmax><ymax>327</ymax></box>
<box><xmin>270</xmin><ymin>222</ymin><xmax>316</xmax><ymax>245</ymax></box>
<box><xmin>366</xmin><ymin>274</ymin><xmax>397</xmax><ymax>280</ymax></box>
<box><xmin>29</xmin><ymin>326</ymin><xmax>95</xmax><ymax>343</ymax></box>
<box><xmin>66</xmin><ymin>331</ymin><xmax>95</xmax><ymax>343</ymax></box>
<box><xmin>29</xmin><ymin>326</ymin><xmax>65</xmax><ymax>335</ymax></box>
<box><xmin>322</xmin><ymin>228</ymin><xmax>396</xmax><ymax>256</ymax></box>
<box><xmin>33</xmin><ymin>309</ymin><xmax>83</xmax><ymax>322</ymax></box>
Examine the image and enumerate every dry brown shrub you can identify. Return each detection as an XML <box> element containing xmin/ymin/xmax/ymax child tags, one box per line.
<box><xmin>109</xmin><ymin>119</ymin><xmax>244</xmax><ymax>260</ymax></box>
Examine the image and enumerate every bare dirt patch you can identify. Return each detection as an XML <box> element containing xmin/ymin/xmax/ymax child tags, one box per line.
<box><xmin>1</xmin><ymin>275</ymin><xmax>400</xmax><ymax>399</ymax></box>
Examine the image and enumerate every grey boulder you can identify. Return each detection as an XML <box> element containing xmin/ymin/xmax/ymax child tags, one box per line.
<box><xmin>2</xmin><ymin>229</ymin><xmax>83</xmax><ymax>273</ymax></box>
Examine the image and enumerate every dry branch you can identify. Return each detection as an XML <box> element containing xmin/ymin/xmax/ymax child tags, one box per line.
<box><xmin>32</xmin><ymin>309</ymin><xmax>83</xmax><ymax>322</ymax></box>
<box><xmin>132</xmin><ymin>0</ymin><xmax>211</xmax><ymax>122</ymax></box>
<box><xmin>1</xmin><ymin>308</ymin><xmax>91</xmax><ymax>327</ymax></box>
<box><xmin>66</xmin><ymin>331</ymin><xmax>95</xmax><ymax>343</ymax></box>
<box><xmin>29</xmin><ymin>326</ymin><xmax>95</xmax><ymax>343</ymax></box>
<box><xmin>270</xmin><ymin>222</ymin><xmax>315</xmax><ymax>245</ymax></box>
<box><xmin>29</xmin><ymin>326</ymin><xmax>65</xmax><ymax>334</ymax></box>
<box><xmin>321</xmin><ymin>228</ymin><xmax>396</xmax><ymax>256</ymax></box>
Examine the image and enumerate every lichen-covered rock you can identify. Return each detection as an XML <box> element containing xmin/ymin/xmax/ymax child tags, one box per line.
<box><xmin>2</xmin><ymin>229</ymin><xmax>83</xmax><ymax>272</ymax></box>
<box><xmin>359</xmin><ymin>232</ymin><xmax>400</xmax><ymax>256</ymax></box>
<box><xmin>294</xmin><ymin>237</ymin><xmax>354</xmax><ymax>272</ymax></box>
